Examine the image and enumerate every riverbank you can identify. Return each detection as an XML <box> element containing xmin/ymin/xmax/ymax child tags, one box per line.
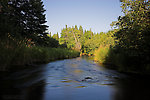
<box><xmin>94</xmin><ymin>48</ymin><xmax>150</xmax><ymax>75</ymax></box>
<box><xmin>82</xmin><ymin>46</ymin><xmax>150</xmax><ymax>75</ymax></box>
<box><xmin>0</xmin><ymin>46</ymin><xmax>80</xmax><ymax>71</ymax></box>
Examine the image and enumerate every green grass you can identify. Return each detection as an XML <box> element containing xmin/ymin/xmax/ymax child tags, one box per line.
<box><xmin>94</xmin><ymin>45</ymin><xmax>150</xmax><ymax>74</ymax></box>
<box><xmin>94</xmin><ymin>46</ymin><xmax>109</xmax><ymax>63</ymax></box>
<box><xmin>94</xmin><ymin>46</ymin><xmax>134</xmax><ymax>71</ymax></box>
<box><xmin>0</xmin><ymin>45</ymin><xmax>80</xmax><ymax>71</ymax></box>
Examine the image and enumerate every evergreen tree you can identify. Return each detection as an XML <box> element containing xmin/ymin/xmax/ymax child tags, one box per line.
<box><xmin>0</xmin><ymin>0</ymin><xmax>17</xmax><ymax>38</ymax></box>
<box><xmin>21</xmin><ymin>0</ymin><xmax>48</xmax><ymax>44</ymax></box>
<box><xmin>0</xmin><ymin>0</ymin><xmax>48</xmax><ymax>46</ymax></box>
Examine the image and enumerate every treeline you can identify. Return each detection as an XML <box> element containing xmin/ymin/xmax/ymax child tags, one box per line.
<box><xmin>59</xmin><ymin>25</ymin><xmax>115</xmax><ymax>56</ymax></box>
<box><xmin>59</xmin><ymin>0</ymin><xmax>150</xmax><ymax>74</ymax></box>
<box><xmin>0</xmin><ymin>0</ymin><xmax>79</xmax><ymax>70</ymax></box>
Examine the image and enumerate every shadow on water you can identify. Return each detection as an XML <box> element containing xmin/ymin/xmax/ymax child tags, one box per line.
<box><xmin>0</xmin><ymin>65</ymin><xmax>47</xmax><ymax>100</ymax></box>
<box><xmin>0</xmin><ymin>57</ymin><xmax>150</xmax><ymax>100</ymax></box>
<box><xmin>113</xmin><ymin>77</ymin><xmax>150</xmax><ymax>100</ymax></box>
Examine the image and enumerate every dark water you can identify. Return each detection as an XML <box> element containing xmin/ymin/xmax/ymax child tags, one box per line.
<box><xmin>0</xmin><ymin>57</ymin><xmax>150</xmax><ymax>100</ymax></box>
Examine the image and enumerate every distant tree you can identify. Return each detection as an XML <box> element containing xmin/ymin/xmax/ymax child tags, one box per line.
<box><xmin>57</xmin><ymin>32</ymin><xmax>59</xmax><ymax>40</ymax></box>
<box><xmin>83</xmin><ymin>31</ymin><xmax>115</xmax><ymax>55</ymax></box>
<box><xmin>47</xmin><ymin>32</ymin><xmax>52</xmax><ymax>37</ymax></box>
<box><xmin>79</xmin><ymin>26</ymin><xmax>84</xmax><ymax>47</ymax></box>
<box><xmin>52</xmin><ymin>32</ymin><xmax>59</xmax><ymax>41</ymax></box>
<box><xmin>84</xmin><ymin>30</ymin><xmax>93</xmax><ymax>40</ymax></box>
<box><xmin>60</xmin><ymin>25</ymin><xmax>82</xmax><ymax>51</ymax></box>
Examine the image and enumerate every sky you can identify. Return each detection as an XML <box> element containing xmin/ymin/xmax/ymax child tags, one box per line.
<box><xmin>42</xmin><ymin>0</ymin><xmax>123</xmax><ymax>35</ymax></box>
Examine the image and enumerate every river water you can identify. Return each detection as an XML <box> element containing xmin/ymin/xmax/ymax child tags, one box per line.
<box><xmin>0</xmin><ymin>57</ymin><xmax>150</xmax><ymax>100</ymax></box>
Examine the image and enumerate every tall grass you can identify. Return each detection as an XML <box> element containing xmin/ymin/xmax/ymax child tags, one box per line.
<box><xmin>94</xmin><ymin>46</ymin><xmax>109</xmax><ymax>63</ymax></box>
<box><xmin>0</xmin><ymin>43</ymin><xmax>80</xmax><ymax>71</ymax></box>
<box><xmin>94</xmin><ymin>45</ymin><xmax>150</xmax><ymax>73</ymax></box>
<box><xmin>94</xmin><ymin>46</ymin><xmax>131</xmax><ymax>71</ymax></box>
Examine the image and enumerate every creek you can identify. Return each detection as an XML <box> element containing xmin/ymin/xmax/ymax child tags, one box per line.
<box><xmin>0</xmin><ymin>56</ymin><xmax>150</xmax><ymax>100</ymax></box>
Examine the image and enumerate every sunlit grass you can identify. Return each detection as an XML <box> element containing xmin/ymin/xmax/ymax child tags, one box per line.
<box><xmin>0</xmin><ymin>44</ymin><xmax>80</xmax><ymax>70</ymax></box>
<box><xmin>94</xmin><ymin>46</ymin><xmax>109</xmax><ymax>63</ymax></box>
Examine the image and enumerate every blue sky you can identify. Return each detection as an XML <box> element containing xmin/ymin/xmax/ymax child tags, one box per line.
<box><xmin>43</xmin><ymin>0</ymin><xmax>123</xmax><ymax>35</ymax></box>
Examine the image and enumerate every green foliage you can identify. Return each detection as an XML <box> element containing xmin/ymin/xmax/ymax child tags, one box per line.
<box><xmin>1</xmin><ymin>0</ymin><xmax>149</xmax><ymax>74</ymax></box>
<box><xmin>0</xmin><ymin>0</ymin><xmax>49</xmax><ymax>46</ymax></box>
<box><xmin>60</xmin><ymin>25</ymin><xmax>116</xmax><ymax>56</ymax></box>
<box><xmin>0</xmin><ymin>1</ymin><xmax>79</xmax><ymax>71</ymax></box>
<box><xmin>105</xmin><ymin>0</ymin><xmax>150</xmax><ymax>73</ymax></box>
<box><xmin>84</xmin><ymin>31</ymin><xmax>116</xmax><ymax>55</ymax></box>
<box><xmin>93</xmin><ymin>29</ymin><xmax>117</xmax><ymax>63</ymax></box>
<box><xmin>116</xmin><ymin>0</ymin><xmax>150</xmax><ymax>48</ymax></box>
<box><xmin>0</xmin><ymin>41</ymin><xmax>80</xmax><ymax>70</ymax></box>
<box><xmin>59</xmin><ymin>25</ymin><xmax>82</xmax><ymax>51</ymax></box>
<box><xmin>48</xmin><ymin>32</ymin><xmax>52</xmax><ymax>37</ymax></box>
<box><xmin>52</xmin><ymin>32</ymin><xmax>59</xmax><ymax>41</ymax></box>
<box><xmin>94</xmin><ymin>46</ymin><xmax>110</xmax><ymax>63</ymax></box>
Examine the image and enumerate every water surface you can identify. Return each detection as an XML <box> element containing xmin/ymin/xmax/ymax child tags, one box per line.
<box><xmin>0</xmin><ymin>57</ymin><xmax>150</xmax><ymax>100</ymax></box>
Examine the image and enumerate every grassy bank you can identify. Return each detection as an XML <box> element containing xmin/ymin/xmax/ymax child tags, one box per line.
<box><xmin>0</xmin><ymin>46</ymin><xmax>80</xmax><ymax>71</ymax></box>
<box><xmin>94</xmin><ymin>46</ymin><xmax>110</xmax><ymax>63</ymax></box>
<box><xmin>94</xmin><ymin>46</ymin><xmax>150</xmax><ymax>74</ymax></box>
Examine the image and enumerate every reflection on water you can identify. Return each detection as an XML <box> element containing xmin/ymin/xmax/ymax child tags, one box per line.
<box><xmin>73</xmin><ymin>69</ymin><xmax>83</xmax><ymax>74</ymax></box>
<box><xmin>0</xmin><ymin>57</ymin><xmax>150</xmax><ymax>100</ymax></box>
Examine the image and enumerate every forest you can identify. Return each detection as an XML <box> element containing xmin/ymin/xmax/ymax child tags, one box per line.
<box><xmin>0</xmin><ymin>0</ymin><xmax>80</xmax><ymax>70</ymax></box>
<box><xmin>0</xmin><ymin>0</ymin><xmax>150</xmax><ymax>74</ymax></box>
<box><xmin>52</xmin><ymin>0</ymin><xmax>150</xmax><ymax>74</ymax></box>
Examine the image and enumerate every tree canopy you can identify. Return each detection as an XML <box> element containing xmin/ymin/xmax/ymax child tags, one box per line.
<box><xmin>0</xmin><ymin>0</ymin><xmax>52</xmax><ymax>47</ymax></box>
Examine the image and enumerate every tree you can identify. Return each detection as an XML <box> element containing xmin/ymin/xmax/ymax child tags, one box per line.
<box><xmin>84</xmin><ymin>29</ymin><xmax>93</xmax><ymax>40</ymax></box>
<box><xmin>83</xmin><ymin>31</ymin><xmax>115</xmax><ymax>55</ymax></box>
<box><xmin>59</xmin><ymin>25</ymin><xmax>82</xmax><ymax>51</ymax></box>
<box><xmin>0</xmin><ymin>0</ymin><xmax>17</xmax><ymax>38</ymax></box>
<box><xmin>112</xmin><ymin>0</ymin><xmax>150</xmax><ymax>71</ymax></box>
<box><xmin>21</xmin><ymin>0</ymin><xmax>48</xmax><ymax>44</ymax></box>
<box><xmin>52</xmin><ymin>32</ymin><xmax>59</xmax><ymax>41</ymax></box>
<box><xmin>116</xmin><ymin>0</ymin><xmax>150</xmax><ymax>53</ymax></box>
<box><xmin>47</xmin><ymin>32</ymin><xmax>52</xmax><ymax>37</ymax></box>
<box><xmin>0</xmin><ymin>0</ymin><xmax>49</xmax><ymax>46</ymax></box>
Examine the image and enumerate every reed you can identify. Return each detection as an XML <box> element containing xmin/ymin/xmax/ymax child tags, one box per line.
<box><xmin>0</xmin><ymin>44</ymin><xmax>80</xmax><ymax>70</ymax></box>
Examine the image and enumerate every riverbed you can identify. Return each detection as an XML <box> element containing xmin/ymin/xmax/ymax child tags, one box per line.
<box><xmin>0</xmin><ymin>57</ymin><xmax>150</xmax><ymax>100</ymax></box>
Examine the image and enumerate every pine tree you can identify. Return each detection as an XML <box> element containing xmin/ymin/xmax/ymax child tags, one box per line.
<box><xmin>21</xmin><ymin>0</ymin><xmax>48</xmax><ymax>43</ymax></box>
<box><xmin>0</xmin><ymin>0</ymin><xmax>48</xmax><ymax>46</ymax></box>
<box><xmin>0</xmin><ymin>0</ymin><xmax>18</xmax><ymax>38</ymax></box>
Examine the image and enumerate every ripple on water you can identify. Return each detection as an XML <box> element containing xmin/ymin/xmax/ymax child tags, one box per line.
<box><xmin>75</xmin><ymin>86</ymin><xmax>87</xmax><ymax>88</ymax></box>
<box><xmin>96</xmin><ymin>81</ymin><xmax>115</xmax><ymax>86</ymax></box>
<box><xmin>61</xmin><ymin>79</ymin><xmax>79</xmax><ymax>83</ymax></box>
<box><xmin>50</xmin><ymin>85</ymin><xmax>61</xmax><ymax>88</ymax></box>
